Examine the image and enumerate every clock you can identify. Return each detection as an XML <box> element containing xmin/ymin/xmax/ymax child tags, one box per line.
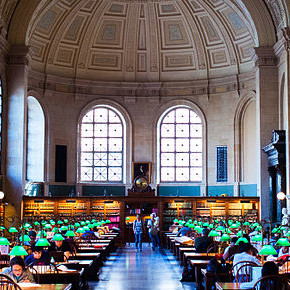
<box><xmin>135</xmin><ymin>176</ymin><xmax>149</xmax><ymax>190</ymax></box>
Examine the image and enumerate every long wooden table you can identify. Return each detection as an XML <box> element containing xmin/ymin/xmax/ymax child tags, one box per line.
<box><xmin>19</xmin><ymin>284</ymin><xmax>72</xmax><ymax>290</ymax></box>
<box><xmin>189</xmin><ymin>259</ymin><xmax>211</xmax><ymax>289</ymax></box>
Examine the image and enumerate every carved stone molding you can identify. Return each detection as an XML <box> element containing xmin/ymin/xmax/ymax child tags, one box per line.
<box><xmin>252</xmin><ymin>47</ymin><xmax>278</xmax><ymax>67</ymax></box>
<box><xmin>274</xmin><ymin>28</ymin><xmax>290</xmax><ymax>58</ymax></box>
<box><xmin>7</xmin><ymin>46</ymin><xmax>32</xmax><ymax>66</ymax></box>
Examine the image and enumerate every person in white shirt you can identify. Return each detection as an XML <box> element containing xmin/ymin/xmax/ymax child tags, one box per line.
<box><xmin>233</xmin><ymin>242</ymin><xmax>261</xmax><ymax>279</ymax></box>
<box><xmin>278</xmin><ymin>246</ymin><xmax>290</xmax><ymax>257</ymax></box>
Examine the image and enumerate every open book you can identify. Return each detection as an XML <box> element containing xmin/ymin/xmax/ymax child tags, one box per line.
<box><xmin>17</xmin><ymin>283</ymin><xmax>42</xmax><ymax>288</ymax></box>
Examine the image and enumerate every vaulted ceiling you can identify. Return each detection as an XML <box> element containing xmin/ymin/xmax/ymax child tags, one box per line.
<box><xmin>0</xmin><ymin>0</ymin><xmax>288</xmax><ymax>82</ymax></box>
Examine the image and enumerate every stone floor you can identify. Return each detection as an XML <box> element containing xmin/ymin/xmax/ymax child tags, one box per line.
<box><xmin>89</xmin><ymin>243</ymin><xmax>196</xmax><ymax>290</ymax></box>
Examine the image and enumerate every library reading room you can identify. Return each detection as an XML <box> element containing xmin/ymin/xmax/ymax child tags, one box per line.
<box><xmin>0</xmin><ymin>0</ymin><xmax>290</xmax><ymax>289</ymax></box>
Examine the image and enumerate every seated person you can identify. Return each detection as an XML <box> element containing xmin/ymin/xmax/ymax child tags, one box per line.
<box><xmin>48</xmin><ymin>240</ymin><xmax>71</xmax><ymax>261</ymax></box>
<box><xmin>169</xmin><ymin>222</ymin><xmax>179</xmax><ymax>233</ymax></box>
<box><xmin>177</xmin><ymin>225</ymin><xmax>192</xmax><ymax>237</ymax></box>
<box><xmin>24</xmin><ymin>230</ymin><xmax>37</xmax><ymax>247</ymax></box>
<box><xmin>223</xmin><ymin>237</ymin><xmax>239</xmax><ymax>261</ymax></box>
<box><xmin>233</xmin><ymin>242</ymin><xmax>261</xmax><ymax>277</ymax></box>
<box><xmin>2</xmin><ymin>256</ymin><xmax>35</xmax><ymax>283</ymax></box>
<box><xmin>194</xmin><ymin>228</ymin><xmax>213</xmax><ymax>253</ymax></box>
<box><xmin>240</xmin><ymin>261</ymin><xmax>278</xmax><ymax>288</ymax></box>
<box><xmin>278</xmin><ymin>246</ymin><xmax>290</xmax><ymax>257</ymax></box>
<box><xmin>25</xmin><ymin>246</ymin><xmax>51</xmax><ymax>266</ymax></box>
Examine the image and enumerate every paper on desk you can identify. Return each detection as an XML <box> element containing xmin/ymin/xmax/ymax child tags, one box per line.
<box><xmin>57</xmin><ymin>265</ymin><xmax>76</xmax><ymax>271</ymax></box>
<box><xmin>17</xmin><ymin>283</ymin><xmax>41</xmax><ymax>288</ymax></box>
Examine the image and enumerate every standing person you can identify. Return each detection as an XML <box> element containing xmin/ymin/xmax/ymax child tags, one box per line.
<box><xmin>133</xmin><ymin>214</ymin><xmax>144</xmax><ymax>252</ymax></box>
<box><xmin>147</xmin><ymin>213</ymin><xmax>158</xmax><ymax>251</ymax></box>
<box><xmin>154</xmin><ymin>213</ymin><xmax>161</xmax><ymax>248</ymax></box>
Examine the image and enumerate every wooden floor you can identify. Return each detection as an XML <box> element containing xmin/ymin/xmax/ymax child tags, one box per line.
<box><xmin>89</xmin><ymin>244</ymin><xmax>196</xmax><ymax>290</ymax></box>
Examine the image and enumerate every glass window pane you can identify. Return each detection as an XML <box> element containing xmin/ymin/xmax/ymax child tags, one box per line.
<box><xmin>190</xmin><ymin>139</ymin><xmax>202</xmax><ymax>152</ymax></box>
<box><xmin>94</xmin><ymin>108</ymin><xmax>108</xmax><ymax>123</ymax></box>
<box><xmin>176</xmin><ymin>153</ymin><xmax>189</xmax><ymax>166</ymax></box>
<box><xmin>190</xmin><ymin>111</ymin><xmax>201</xmax><ymax>123</ymax></box>
<box><xmin>109</xmin><ymin>124</ymin><xmax>122</xmax><ymax>137</ymax></box>
<box><xmin>81</xmin><ymin>138</ymin><xmax>93</xmax><ymax>152</ymax></box>
<box><xmin>161</xmin><ymin>124</ymin><xmax>175</xmax><ymax>137</ymax></box>
<box><xmin>94</xmin><ymin>167</ymin><xmax>107</xmax><ymax>181</ymax></box>
<box><xmin>176</xmin><ymin>167</ymin><xmax>189</xmax><ymax>181</ymax></box>
<box><xmin>94</xmin><ymin>124</ymin><xmax>107</xmax><ymax>137</ymax></box>
<box><xmin>108</xmin><ymin>153</ymin><xmax>122</xmax><ymax>166</ymax></box>
<box><xmin>82</xmin><ymin>111</ymin><xmax>94</xmax><ymax>123</ymax></box>
<box><xmin>109</xmin><ymin>110</ymin><xmax>121</xmax><ymax>123</ymax></box>
<box><xmin>94</xmin><ymin>138</ymin><xmax>107</xmax><ymax>152</ymax></box>
<box><xmin>161</xmin><ymin>153</ymin><xmax>175</xmax><ymax>166</ymax></box>
<box><xmin>190</xmin><ymin>153</ymin><xmax>202</xmax><ymax>167</ymax></box>
<box><xmin>190</xmin><ymin>124</ymin><xmax>202</xmax><ymax>137</ymax></box>
<box><xmin>161</xmin><ymin>167</ymin><xmax>175</xmax><ymax>182</ymax></box>
<box><xmin>176</xmin><ymin>108</ymin><xmax>189</xmax><ymax>123</ymax></box>
<box><xmin>108</xmin><ymin>167</ymin><xmax>122</xmax><ymax>181</ymax></box>
<box><xmin>81</xmin><ymin>153</ymin><xmax>93</xmax><ymax>167</ymax></box>
<box><xmin>163</xmin><ymin>110</ymin><xmax>175</xmax><ymax>123</ymax></box>
<box><xmin>81</xmin><ymin>167</ymin><xmax>92</xmax><ymax>181</ymax></box>
<box><xmin>81</xmin><ymin>124</ymin><xmax>94</xmax><ymax>137</ymax></box>
<box><xmin>176</xmin><ymin>124</ymin><xmax>189</xmax><ymax>137</ymax></box>
<box><xmin>161</xmin><ymin>138</ymin><xmax>175</xmax><ymax>152</ymax></box>
<box><xmin>176</xmin><ymin>138</ymin><xmax>189</xmax><ymax>152</ymax></box>
<box><xmin>190</xmin><ymin>167</ymin><xmax>202</xmax><ymax>182</ymax></box>
<box><xmin>109</xmin><ymin>138</ymin><xmax>122</xmax><ymax>152</ymax></box>
<box><xmin>94</xmin><ymin>153</ymin><xmax>107</xmax><ymax>166</ymax></box>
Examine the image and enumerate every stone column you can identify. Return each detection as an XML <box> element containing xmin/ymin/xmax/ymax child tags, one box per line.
<box><xmin>252</xmin><ymin>47</ymin><xmax>279</xmax><ymax>220</ymax></box>
<box><xmin>6</xmin><ymin>46</ymin><xmax>31</xmax><ymax>216</ymax></box>
<box><xmin>274</xmin><ymin>28</ymin><xmax>290</xmax><ymax>213</ymax></box>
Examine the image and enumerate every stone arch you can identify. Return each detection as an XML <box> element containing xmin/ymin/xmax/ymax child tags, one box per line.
<box><xmin>77</xmin><ymin>99</ymin><xmax>132</xmax><ymax>185</ymax></box>
<box><xmin>234</xmin><ymin>91</ymin><xmax>256</xmax><ymax>185</ymax></box>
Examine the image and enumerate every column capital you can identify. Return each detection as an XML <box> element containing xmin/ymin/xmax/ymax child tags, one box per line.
<box><xmin>251</xmin><ymin>47</ymin><xmax>278</xmax><ymax>67</ymax></box>
<box><xmin>7</xmin><ymin>46</ymin><xmax>32</xmax><ymax>65</ymax></box>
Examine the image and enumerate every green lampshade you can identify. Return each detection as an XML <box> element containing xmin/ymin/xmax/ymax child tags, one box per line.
<box><xmin>276</xmin><ymin>238</ymin><xmax>290</xmax><ymax>246</ymax></box>
<box><xmin>173</xmin><ymin>219</ymin><xmax>179</xmax><ymax>223</ymax></box>
<box><xmin>52</xmin><ymin>227</ymin><xmax>58</xmax><ymax>233</ymax></box>
<box><xmin>188</xmin><ymin>224</ymin><xmax>195</xmax><ymax>228</ymax></box>
<box><xmin>224</xmin><ymin>228</ymin><xmax>232</xmax><ymax>234</ymax></box>
<box><xmin>74</xmin><ymin>222</ymin><xmax>80</xmax><ymax>228</ymax></box>
<box><xmin>64</xmin><ymin>219</ymin><xmax>69</xmax><ymax>224</ymax></box>
<box><xmin>35</xmin><ymin>238</ymin><xmax>50</xmax><ymax>247</ymax></box>
<box><xmin>188</xmin><ymin>219</ymin><xmax>192</xmax><ymax>223</ymax></box>
<box><xmin>91</xmin><ymin>219</ymin><xmax>96</xmax><ymax>223</ymax></box>
<box><xmin>93</xmin><ymin>222</ymin><xmax>99</xmax><ymax>227</ymax></box>
<box><xmin>23</xmin><ymin>223</ymin><xmax>31</xmax><ymax>229</ymax></box>
<box><xmin>57</xmin><ymin>220</ymin><xmax>63</xmax><ymax>225</ymax></box>
<box><xmin>255</xmin><ymin>226</ymin><xmax>262</xmax><ymax>231</ymax></box>
<box><xmin>228</xmin><ymin>220</ymin><xmax>233</xmax><ymax>225</ymax></box>
<box><xmin>272</xmin><ymin>228</ymin><xmax>278</xmax><ymax>234</ymax></box>
<box><xmin>76</xmin><ymin>227</ymin><xmax>85</xmax><ymax>233</ymax></box>
<box><xmin>0</xmin><ymin>226</ymin><xmax>5</xmax><ymax>230</ymax></box>
<box><xmin>100</xmin><ymin>220</ymin><xmax>106</xmax><ymax>224</ymax></box>
<box><xmin>286</xmin><ymin>231</ymin><xmax>290</xmax><ymax>237</ymax></box>
<box><xmin>125</xmin><ymin>217</ymin><xmax>130</xmax><ymax>221</ymax></box>
<box><xmin>9</xmin><ymin>245</ymin><xmax>28</xmax><ymax>256</ymax></box>
<box><xmin>197</xmin><ymin>227</ymin><xmax>203</xmax><ymax>234</ymax></box>
<box><xmin>252</xmin><ymin>234</ymin><xmax>263</xmax><ymax>242</ymax></box>
<box><xmin>83</xmin><ymin>226</ymin><xmax>90</xmax><ymax>231</ymax></box>
<box><xmin>52</xmin><ymin>233</ymin><xmax>64</xmax><ymax>241</ymax></box>
<box><xmin>106</xmin><ymin>220</ymin><xmax>111</xmax><ymax>224</ymax></box>
<box><xmin>44</xmin><ymin>224</ymin><xmax>52</xmax><ymax>230</ymax></box>
<box><xmin>65</xmin><ymin>230</ymin><xmax>75</xmax><ymax>237</ymax></box>
<box><xmin>220</xmin><ymin>234</ymin><xmax>231</xmax><ymax>242</ymax></box>
<box><xmin>194</xmin><ymin>225</ymin><xmax>200</xmax><ymax>231</ymax></box>
<box><xmin>60</xmin><ymin>226</ymin><xmax>68</xmax><ymax>231</ymax></box>
<box><xmin>209</xmin><ymin>224</ymin><xmax>214</xmax><ymax>229</ymax></box>
<box><xmin>216</xmin><ymin>226</ymin><xmax>224</xmax><ymax>231</ymax></box>
<box><xmin>0</xmin><ymin>237</ymin><xmax>10</xmax><ymax>245</ymax></box>
<box><xmin>50</xmin><ymin>220</ymin><xmax>56</xmax><ymax>225</ymax></box>
<box><xmin>198</xmin><ymin>221</ymin><xmax>202</xmax><ymax>226</ymax></box>
<box><xmin>88</xmin><ymin>224</ymin><xmax>94</xmax><ymax>229</ymax></box>
<box><xmin>259</xmin><ymin>245</ymin><xmax>277</xmax><ymax>255</ymax></box>
<box><xmin>237</xmin><ymin>231</ymin><xmax>245</xmax><ymax>237</ymax></box>
<box><xmin>230</xmin><ymin>223</ymin><xmax>239</xmax><ymax>229</ymax></box>
<box><xmin>235</xmin><ymin>237</ymin><xmax>248</xmax><ymax>245</ymax></box>
<box><xmin>41</xmin><ymin>221</ymin><xmax>47</xmax><ymax>225</ymax></box>
<box><xmin>8</xmin><ymin>227</ymin><xmax>18</xmax><ymax>233</ymax></box>
<box><xmin>81</xmin><ymin>221</ymin><xmax>86</xmax><ymax>225</ymax></box>
<box><xmin>86</xmin><ymin>220</ymin><xmax>90</xmax><ymax>224</ymax></box>
<box><xmin>185</xmin><ymin>223</ymin><xmax>190</xmax><ymax>227</ymax></box>
<box><xmin>193</xmin><ymin>220</ymin><xmax>198</xmax><ymax>224</ymax></box>
<box><xmin>209</xmin><ymin>230</ymin><xmax>219</xmax><ymax>237</ymax></box>
<box><xmin>243</xmin><ymin>221</ymin><xmax>250</xmax><ymax>226</ymax></box>
<box><xmin>203</xmin><ymin>222</ymin><xmax>209</xmax><ymax>227</ymax></box>
<box><xmin>34</xmin><ymin>221</ymin><xmax>40</xmax><ymax>226</ymax></box>
<box><xmin>20</xmin><ymin>235</ymin><xmax>31</xmax><ymax>242</ymax></box>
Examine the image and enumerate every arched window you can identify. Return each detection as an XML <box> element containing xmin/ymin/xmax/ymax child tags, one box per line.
<box><xmin>0</xmin><ymin>77</ymin><xmax>2</xmax><ymax>171</ymax></box>
<box><xmin>158</xmin><ymin>106</ymin><xmax>203</xmax><ymax>183</ymax></box>
<box><xmin>26</xmin><ymin>96</ymin><xmax>45</xmax><ymax>181</ymax></box>
<box><xmin>80</xmin><ymin>106</ymin><xmax>125</xmax><ymax>183</ymax></box>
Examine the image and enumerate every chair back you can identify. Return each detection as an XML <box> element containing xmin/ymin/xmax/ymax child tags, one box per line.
<box><xmin>230</xmin><ymin>260</ymin><xmax>259</xmax><ymax>282</ymax></box>
<box><xmin>207</xmin><ymin>243</ymin><xmax>219</xmax><ymax>254</ymax></box>
<box><xmin>253</xmin><ymin>274</ymin><xmax>290</xmax><ymax>290</ymax></box>
<box><xmin>28</xmin><ymin>262</ymin><xmax>59</xmax><ymax>284</ymax></box>
<box><xmin>0</xmin><ymin>274</ymin><xmax>22</xmax><ymax>289</ymax></box>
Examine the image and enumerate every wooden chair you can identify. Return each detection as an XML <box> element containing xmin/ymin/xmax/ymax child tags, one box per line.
<box><xmin>207</xmin><ymin>243</ymin><xmax>219</xmax><ymax>254</ymax></box>
<box><xmin>0</xmin><ymin>273</ymin><xmax>22</xmax><ymax>289</ymax></box>
<box><xmin>28</xmin><ymin>262</ymin><xmax>60</xmax><ymax>284</ymax></box>
<box><xmin>230</xmin><ymin>261</ymin><xmax>260</xmax><ymax>282</ymax></box>
<box><xmin>252</xmin><ymin>274</ymin><xmax>290</xmax><ymax>290</ymax></box>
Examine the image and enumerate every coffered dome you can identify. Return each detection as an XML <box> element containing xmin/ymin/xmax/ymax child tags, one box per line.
<box><xmin>27</xmin><ymin>0</ymin><xmax>256</xmax><ymax>81</ymax></box>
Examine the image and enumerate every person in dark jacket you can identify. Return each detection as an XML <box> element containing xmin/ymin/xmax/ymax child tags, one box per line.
<box><xmin>194</xmin><ymin>228</ymin><xmax>213</xmax><ymax>253</ymax></box>
<box><xmin>25</xmin><ymin>246</ymin><xmax>51</xmax><ymax>266</ymax></box>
